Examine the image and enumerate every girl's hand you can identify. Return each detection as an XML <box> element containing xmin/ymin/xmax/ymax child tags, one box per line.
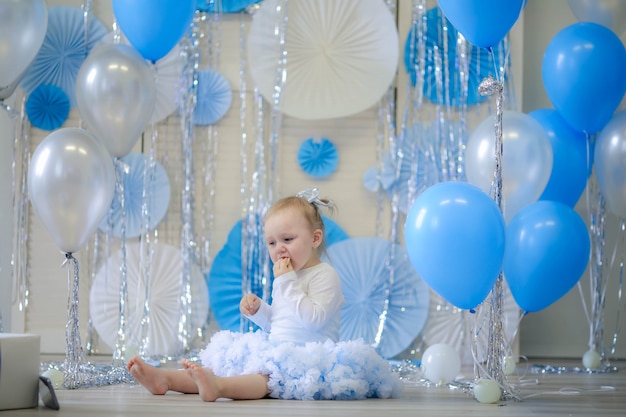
<box><xmin>240</xmin><ymin>293</ymin><xmax>261</xmax><ymax>316</ymax></box>
<box><xmin>273</xmin><ymin>257</ymin><xmax>294</xmax><ymax>278</ymax></box>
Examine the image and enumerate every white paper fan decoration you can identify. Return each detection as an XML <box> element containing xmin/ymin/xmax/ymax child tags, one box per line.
<box><xmin>422</xmin><ymin>284</ymin><xmax>520</xmax><ymax>365</ymax></box>
<box><xmin>247</xmin><ymin>0</ymin><xmax>399</xmax><ymax>120</ymax></box>
<box><xmin>150</xmin><ymin>44</ymin><xmax>184</xmax><ymax>123</ymax></box>
<box><xmin>90</xmin><ymin>242</ymin><xmax>209</xmax><ymax>356</ymax></box>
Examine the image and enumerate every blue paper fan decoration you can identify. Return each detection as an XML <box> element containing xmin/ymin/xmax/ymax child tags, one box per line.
<box><xmin>21</xmin><ymin>6</ymin><xmax>109</xmax><ymax>107</ymax></box>
<box><xmin>404</xmin><ymin>6</ymin><xmax>506</xmax><ymax>106</ymax></box>
<box><xmin>297</xmin><ymin>137</ymin><xmax>339</xmax><ymax>178</ymax></box>
<box><xmin>363</xmin><ymin>120</ymin><xmax>465</xmax><ymax>213</ymax></box>
<box><xmin>322</xmin><ymin>237</ymin><xmax>430</xmax><ymax>359</ymax></box>
<box><xmin>99</xmin><ymin>152</ymin><xmax>171</xmax><ymax>238</ymax></box>
<box><xmin>196</xmin><ymin>0</ymin><xmax>262</xmax><ymax>13</ymax></box>
<box><xmin>208</xmin><ymin>216</ymin><xmax>349</xmax><ymax>331</ymax></box>
<box><xmin>193</xmin><ymin>70</ymin><xmax>232</xmax><ymax>126</ymax></box>
<box><xmin>25</xmin><ymin>85</ymin><xmax>70</xmax><ymax>130</ymax></box>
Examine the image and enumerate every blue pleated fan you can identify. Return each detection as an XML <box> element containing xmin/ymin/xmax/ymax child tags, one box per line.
<box><xmin>20</xmin><ymin>6</ymin><xmax>109</xmax><ymax>107</ymax></box>
<box><xmin>193</xmin><ymin>70</ymin><xmax>232</xmax><ymax>126</ymax></box>
<box><xmin>363</xmin><ymin>121</ymin><xmax>464</xmax><ymax>213</ymax></box>
<box><xmin>25</xmin><ymin>85</ymin><xmax>70</xmax><ymax>130</ymax></box>
<box><xmin>297</xmin><ymin>137</ymin><xmax>339</xmax><ymax>178</ymax></box>
<box><xmin>322</xmin><ymin>237</ymin><xmax>430</xmax><ymax>359</ymax></box>
<box><xmin>99</xmin><ymin>152</ymin><xmax>171</xmax><ymax>239</ymax></box>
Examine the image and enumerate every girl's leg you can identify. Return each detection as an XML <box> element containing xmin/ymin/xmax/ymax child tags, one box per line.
<box><xmin>127</xmin><ymin>356</ymin><xmax>199</xmax><ymax>395</ymax></box>
<box><xmin>185</xmin><ymin>361</ymin><xmax>269</xmax><ymax>402</ymax></box>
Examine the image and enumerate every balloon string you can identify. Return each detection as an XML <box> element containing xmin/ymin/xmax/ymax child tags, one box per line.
<box><xmin>10</xmin><ymin>95</ymin><xmax>30</xmax><ymax>314</ymax></box>
<box><xmin>61</xmin><ymin>253</ymin><xmax>85</xmax><ymax>389</ymax></box>
<box><xmin>85</xmin><ymin>230</ymin><xmax>100</xmax><ymax>355</ymax></box>
<box><xmin>608</xmin><ymin>218</ymin><xmax>625</xmax><ymax>356</ymax></box>
<box><xmin>478</xmin><ymin>71</ymin><xmax>507</xmax><ymax>397</ymax></box>
<box><xmin>138</xmin><ymin>118</ymin><xmax>158</xmax><ymax>359</ymax></box>
<box><xmin>580</xmin><ymin>170</ymin><xmax>609</xmax><ymax>359</ymax></box>
<box><xmin>112</xmin><ymin>158</ymin><xmax>129</xmax><ymax>366</ymax></box>
<box><xmin>81</xmin><ymin>0</ymin><xmax>92</xmax><ymax>58</ymax></box>
<box><xmin>375</xmin><ymin>89</ymin><xmax>396</xmax><ymax>348</ymax></box>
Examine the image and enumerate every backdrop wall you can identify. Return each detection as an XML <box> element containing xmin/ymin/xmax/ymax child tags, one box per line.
<box><xmin>0</xmin><ymin>0</ymin><xmax>624</xmax><ymax>360</ymax></box>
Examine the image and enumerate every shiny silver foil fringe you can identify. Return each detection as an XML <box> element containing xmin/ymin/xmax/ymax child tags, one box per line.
<box><xmin>61</xmin><ymin>253</ymin><xmax>85</xmax><ymax>389</ymax></box>
<box><xmin>11</xmin><ymin>96</ymin><xmax>30</xmax><ymax>317</ymax></box>
<box><xmin>111</xmin><ymin>159</ymin><xmax>130</xmax><ymax>367</ymax></box>
<box><xmin>177</xmin><ymin>12</ymin><xmax>201</xmax><ymax>355</ymax></box>
<box><xmin>478</xmin><ymin>74</ymin><xmax>514</xmax><ymax>400</ymax></box>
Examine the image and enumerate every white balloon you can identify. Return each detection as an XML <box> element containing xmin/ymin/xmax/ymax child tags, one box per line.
<box><xmin>568</xmin><ymin>0</ymin><xmax>626</xmax><ymax>35</ymax></box>
<box><xmin>473</xmin><ymin>378</ymin><xmax>501</xmax><ymax>404</ymax></box>
<box><xmin>421</xmin><ymin>343</ymin><xmax>461</xmax><ymax>385</ymax></box>
<box><xmin>0</xmin><ymin>0</ymin><xmax>47</xmax><ymax>86</ymax></box>
<box><xmin>465</xmin><ymin>110</ymin><xmax>553</xmax><ymax>222</ymax></box>
<box><xmin>28</xmin><ymin>128</ymin><xmax>116</xmax><ymax>254</ymax></box>
<box><xmin>75</xmin><ymin>43</ymin><xmax>156</xmax><ymax>158</ymax></box>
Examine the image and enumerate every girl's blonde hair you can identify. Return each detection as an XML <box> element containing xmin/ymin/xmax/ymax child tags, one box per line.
<box><xmin>265</xmin><ymin>191</ymin><xmax>335</xmax><ymax>255</ymax></box>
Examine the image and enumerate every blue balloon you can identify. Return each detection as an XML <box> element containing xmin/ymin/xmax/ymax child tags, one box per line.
<box><xmin>542</xmin><ymin>22</ymin><xmax>626</xmax><ymax>134</ymax></box>
<box><xmin>530</xmin><ymin>109</ymin><xmax>591</xmax><ymax>207</ymax></box>
<box><xmin>112</xmin><ymin>0</ymin><xmax>196</xmax><ymax>62</ymax></box>
<box><xmin>436</xmin><ymin>0</ymin><xmax>525</xmax><ymax>48</ymax></box>
<box><xmin>404</xmin><ymin>181</ymin><xmax>506</xmax><ymax>310</ymax></box>
<box><xmin>504</xmin><ymin>201</ymin><xmax>590</xmax><ymax>313</ymax></box>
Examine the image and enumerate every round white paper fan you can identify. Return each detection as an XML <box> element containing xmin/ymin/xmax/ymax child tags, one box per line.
<box><xmin>90</xmin><ymin>242</ymin><xmax>209</xmax><ymax>356</ymax></box>
<box><xmin>422</xmin><ymin>284</ymin><xmax>520</xmax><ymax>365</ymax></box>
<box><xmin>247</xmin><ymin>0</ymin><xmax>399</xmax><ymax>120</ymax></box>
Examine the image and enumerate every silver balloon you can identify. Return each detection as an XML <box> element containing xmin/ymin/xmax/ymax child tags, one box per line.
<box><xmin>465</xmin><ymin>110</ymin><xmax>553</xmax><ymax>222</ymax></box>
<box><xmin>75</xmin><ymin>43</ymin><xmax>157</xmax><ymax>158</ymax></box>
<box><xmin>568</xmin><ymin>0</ymin><xmax>626</xmax><ymax>35</ymax></box>
<box><xmin>0</xmin><ymin>64</ymin><xmax>30</xmax><ymax>101</ymax></box>
<box><xmin>0</xmin><ymin>0</ymin><xmax>48</xmax><ymax>86</ymax></box>
<box><xmin>0</xmin><ymin>74</ymin><xmax>21</xmax><ymax>101</ymax></box>
<box><xmin>28</xmin><ymin>128</ymin><xmax>116</xmax><ymax>254</ymax></box>
<box><xmin>594</xmin><ymin>110</ymin><xmax>626</xmax><ymax>217</ymax></box>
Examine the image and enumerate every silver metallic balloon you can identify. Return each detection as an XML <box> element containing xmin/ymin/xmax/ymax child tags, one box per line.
<box><xmin>0</xmin><ymin>0</ymin><xmax>48</xmax><ymax>86</ymax></box>
<box><xmin>28</xmin><ymin>128</ymin><xmax>116</xmax><ymax>254</ymax></box>
<box><xmin>0</xmin><ymin>73</ymin><xmax>22</xmax><ymax>101</ymax></box>
<box><xmin>594</xmin><ymin>110</ymin><xmax>626</xmax><ymax>217</ymax></box>
<box><xmin>465</xmin><ymin>110</ymin><xmax>553</xmax><ymax>222</ymax></box>
<box><xmin>75</xmin><ymin>43</ymin><xmax>157</xmax><ymax>158</ymax></box>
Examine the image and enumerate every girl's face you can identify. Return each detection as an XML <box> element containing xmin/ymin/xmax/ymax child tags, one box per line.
<box><xmin>264</xmin><ymin>206</ymin><xmax>322</xmax><ymax>272</ymax></box>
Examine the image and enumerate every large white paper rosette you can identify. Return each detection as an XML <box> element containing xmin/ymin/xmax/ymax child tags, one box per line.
<box><xmin>247</xmin><ymin>0</ymin><xmax>399</xmax><ymax>120</ymax></box>
<box><xmin>90</xmin><ymin>242</ymin><xmax>209</xmax><ymax>356</ymax></box>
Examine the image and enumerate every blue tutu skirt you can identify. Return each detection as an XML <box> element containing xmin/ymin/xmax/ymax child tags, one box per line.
<box><xmin>198</xmin><ymin>330</ymin><xmax>403</xmax><ymax>400</ymax></box>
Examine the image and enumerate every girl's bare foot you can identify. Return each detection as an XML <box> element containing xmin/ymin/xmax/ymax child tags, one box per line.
<box><xmin>186</xmin><ymin>362</ymin><xmax>221</xmax><ymax>402</ymax></box>
<box><xmin>127</xmin><ymin>356</ymin><xmax>169</xmax><ymax>395</ymax></box>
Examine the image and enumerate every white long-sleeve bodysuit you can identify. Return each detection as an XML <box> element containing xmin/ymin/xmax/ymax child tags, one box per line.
<box><xmin>247</xmin><ymin>262</ymin><xmax>344</xmax><ymax>345</ymax></box>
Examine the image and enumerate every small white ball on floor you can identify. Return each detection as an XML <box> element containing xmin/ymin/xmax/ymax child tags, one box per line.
<box><xmin>473</xmin><ymin>378</ymin><xmax>501</xmax><ymax>404</ymax></box>
<box><xmin>582</xmin><ymin>349</ymin><xmax>601</xmax><ymax>369</ymax></box>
